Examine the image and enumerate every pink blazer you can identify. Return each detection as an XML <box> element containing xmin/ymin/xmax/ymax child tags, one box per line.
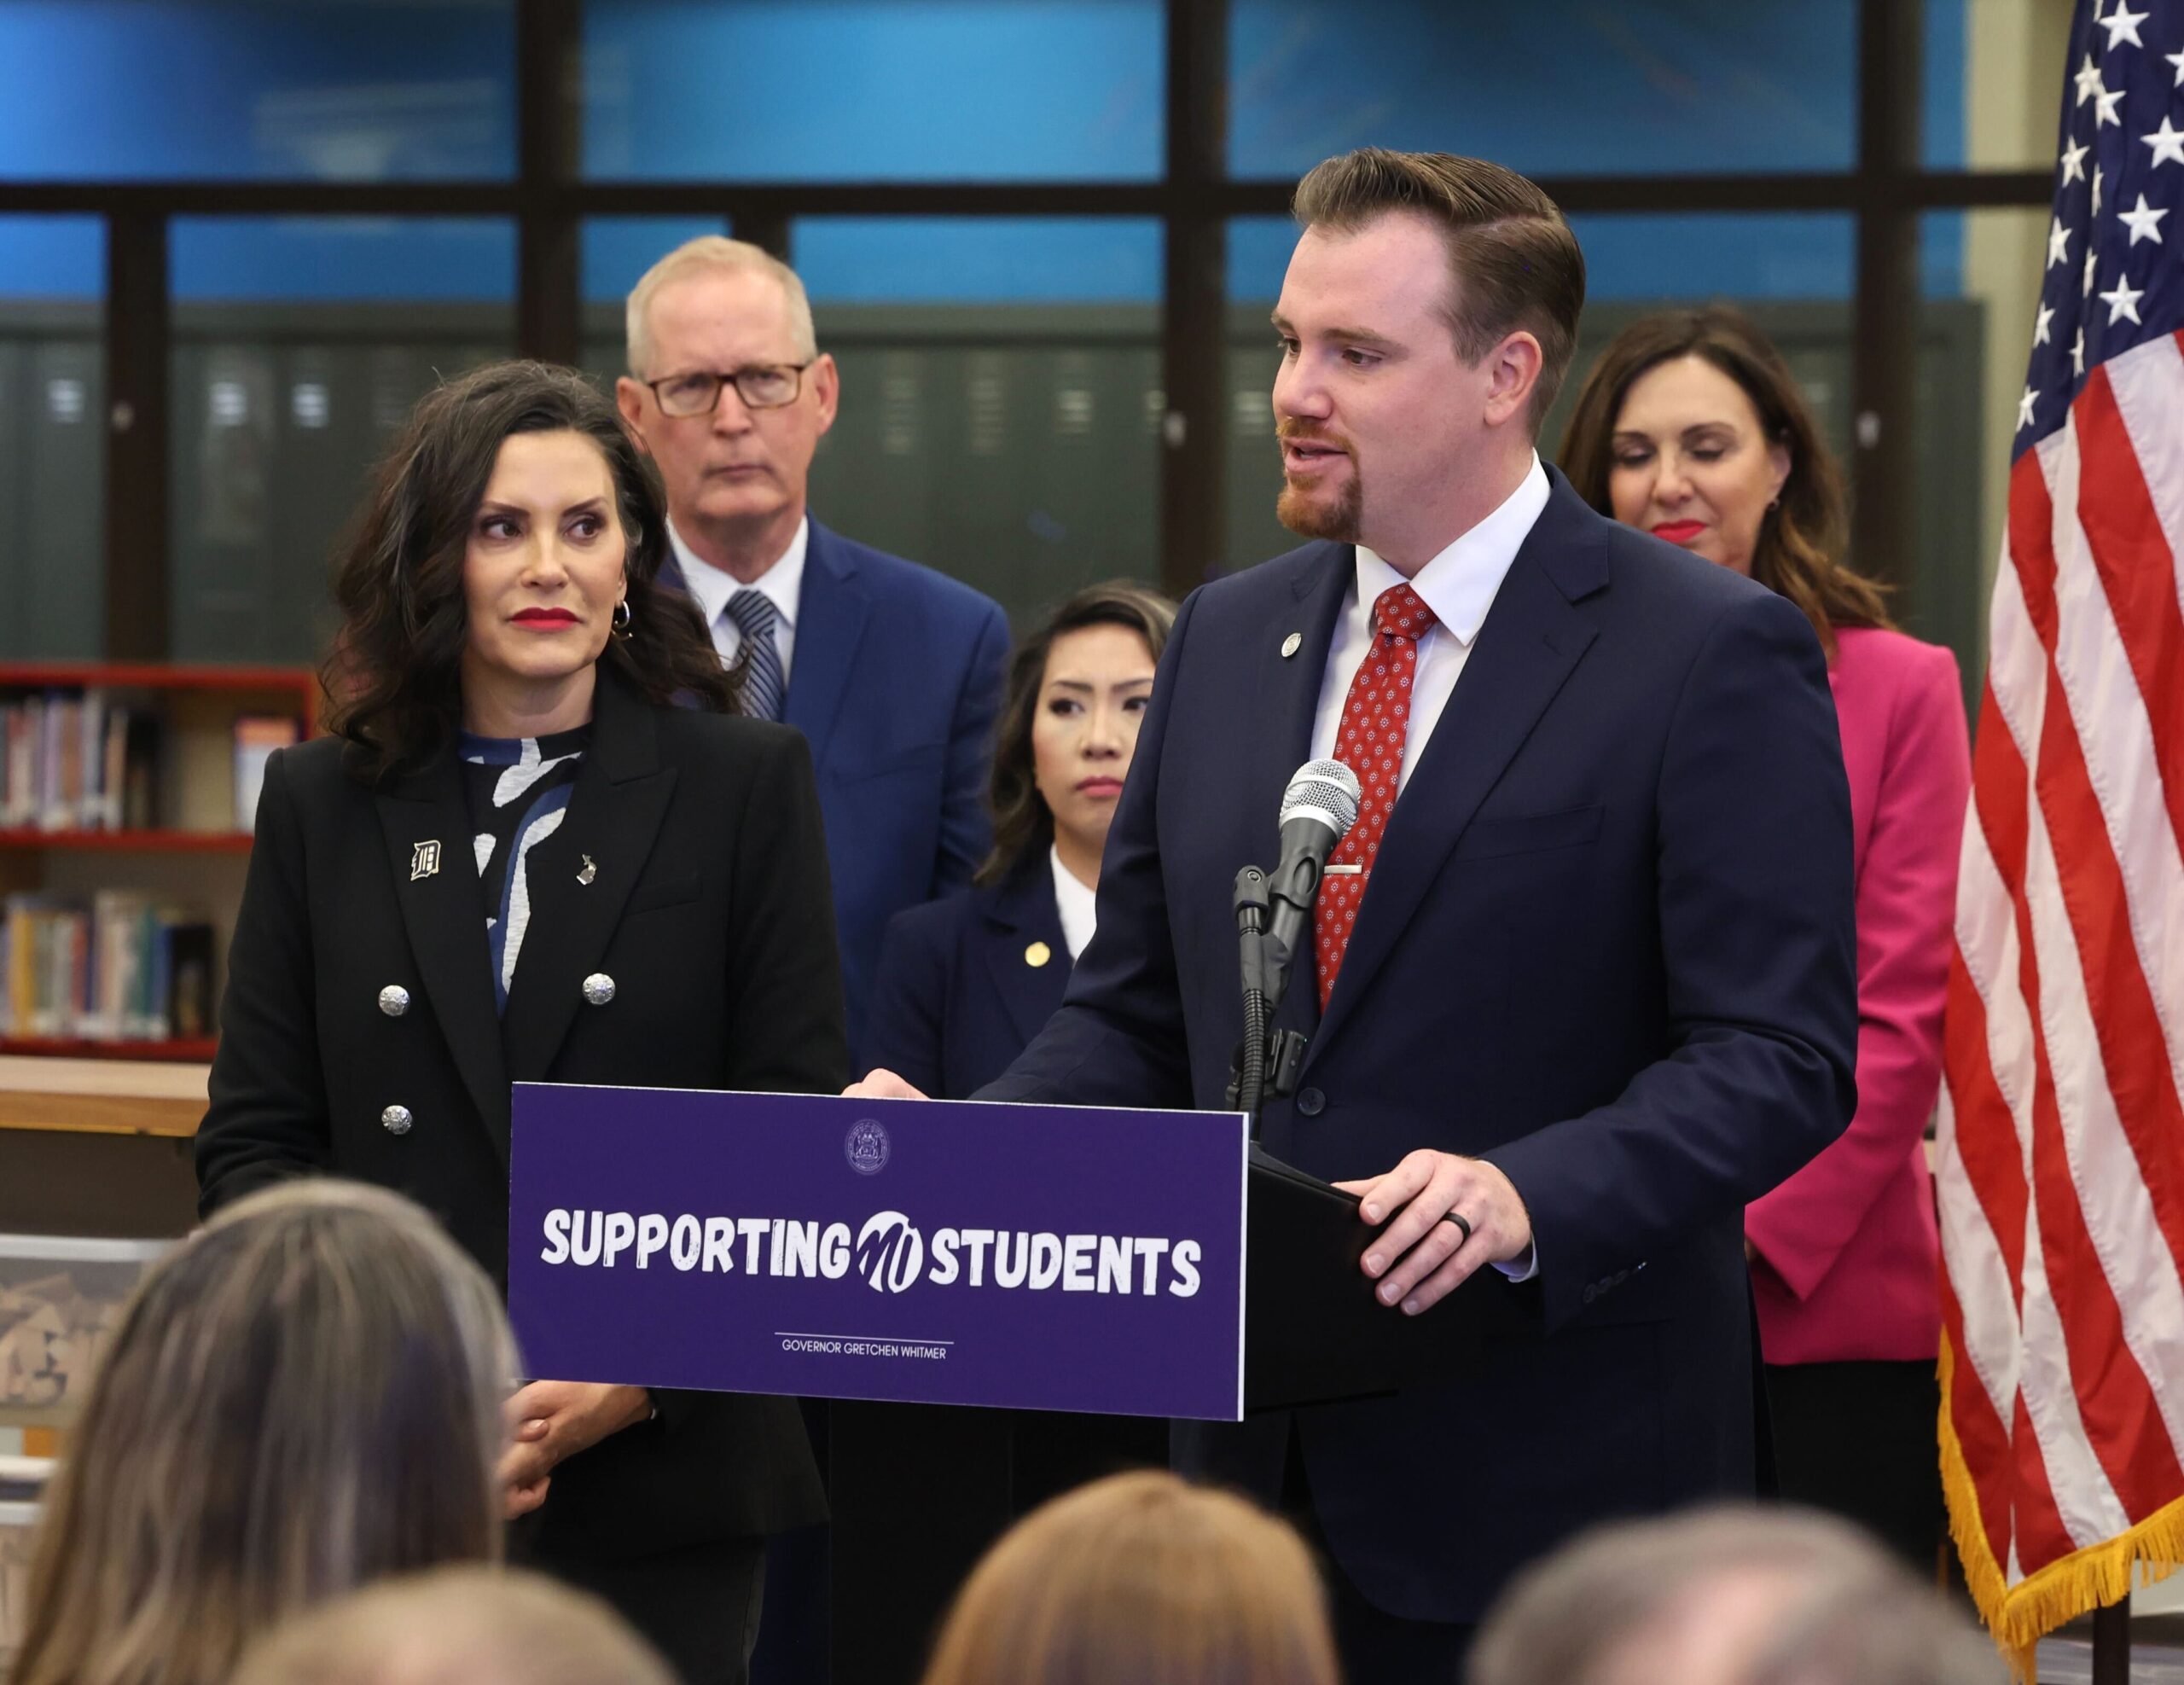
<box><xmin>1747</xmin><ymin>626</ymin><xmax>1970</xmax><ymax>1365</ymax></box>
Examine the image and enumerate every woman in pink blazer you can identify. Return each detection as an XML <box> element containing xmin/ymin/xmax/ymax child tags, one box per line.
<box><xmin>1561</xmin><ymin>306</ymin><xmax>1971</xmax><ymax>1567</ymax></box>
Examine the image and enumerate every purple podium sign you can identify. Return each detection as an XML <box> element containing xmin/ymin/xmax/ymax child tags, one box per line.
<box><xmin>507</xmin><ymin>1085</ymin><xmax>1250</xmax><ymax>1421</ymax></box>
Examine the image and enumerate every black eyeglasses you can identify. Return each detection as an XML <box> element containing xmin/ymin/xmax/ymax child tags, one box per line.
<box><xmin>645</xmin><ymin>360</ymin><xmax>816</xmax><ymax>417</ymax></box>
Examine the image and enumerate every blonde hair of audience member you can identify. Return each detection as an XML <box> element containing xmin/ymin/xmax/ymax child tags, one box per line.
<box><xmin>919</xmin><ymin>1470</ymin><xmax>1340</xmax><ymax>1685</ymax></box>
<box><xmin>624</xmin><ymin>235</ymin><xmax>816</xmax><ymax>375</ymax></box>
<box><xmin>9</xmin><ymin>1181</ymin><xmax>516</xmax><ymax>1685</ymax></box>
<box><xmin>230</xmin><ymin>1566</ymin><xmax>675</xmax><ymax>1685</ymax></box>
<box><xmin>1467</xmin><ymin>1507</ymin><xmax>2003</xmax><ymax>1685</ymax></box>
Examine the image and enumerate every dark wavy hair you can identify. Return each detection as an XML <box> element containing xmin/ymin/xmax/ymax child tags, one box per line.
<box><xmin>979</xmin><ymin>580</ymin><xmax>1177</xmax><ymax>887</ymax></box>
<box><xmin>1556</xmin><ymin>305</ymin><xmax>1893</xmax><ymax>659</ymax></box>
<box><xmin>323</xmin><ymin>360</ymin><xmax>734</xmax><ymax>783</ymax></box>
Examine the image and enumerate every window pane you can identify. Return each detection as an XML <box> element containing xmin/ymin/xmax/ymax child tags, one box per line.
<box><xmin>1229</xmin><ymin>0</ymin><xmax>1856</xmax><ymax>177</ymax></box>
<box><xmin>791</xmin><ymin>218</ymin><xmax>1163</xmax><ymax>621</ymax></box>
<box><xmin>1923</xmin><ymin>0</ymin><xmax>2073</xmax><ymax>170</ymax></box>
<box><xmin>0</xmin><ymin>218</ymin><xmax>104</xmax><ymax>658</ymax></box>
<box><xmin>0</xmin><ymin>2</ymin><xmax>515</xmax><ymax>181</ymax></box>
<box><xmin>170</xmin><ymin>218</ymin><xmax>516</xmax><ymax>664</ymax></box>
<box><xmin>1223</xmin><ymin>212</ymin><xmax>1858</xmax><ymax>572</ymax></box>
<box><xmin>583</xmin><ymin>1</ymin><xmax>1164</xmax><ymax>182</ymax></box>
<box><xmin>1919</xmin><ymin>206</ymin><xmax>2046</xmax><ymax>691</ymax></box>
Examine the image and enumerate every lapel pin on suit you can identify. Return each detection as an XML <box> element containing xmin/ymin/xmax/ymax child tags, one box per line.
<box><xmin>1025</xmin><ymin>941</ymin><xmax>1053</xmax><ymax>968</ymax></box>
<box><xmin>1281</xmin><ymin>632</ymin><xmax>1303</xmax><ymax>658</ymax></box>
<box><xmin>578</xmin><ymin>854</ymin><xmax>597</xmax><ymax>886</ymax></box>
<box><xmin>409</xmin><ymin>840</ymin><xmax>441</xmax><ymax>881</ymax></box>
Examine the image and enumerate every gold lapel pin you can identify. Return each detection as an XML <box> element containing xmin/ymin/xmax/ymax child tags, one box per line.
<box><xmin>409</xmin><ymin>840</ymin><xmax>442</xmax><ymax>881</ymax></box>
<box><xmin>1025</xmin><ymin>941</ymin><xmax>1053</xmax><ymax>968</ymax></box>
<box><xmin>1281</xmin><ymin>632</ymin><xmax>1303</xmax><ymax>658</ymax></box>
<box><xmin>578</xmin><ymin>855</ymin><xmax>597</xmax><ymax>886</ymax></box>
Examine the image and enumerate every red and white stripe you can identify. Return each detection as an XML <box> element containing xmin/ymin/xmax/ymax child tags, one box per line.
<box><xmin>1940</xmin><ymin>328</ymin><xmax>2184</xmax><ymax>1601</ymax></box>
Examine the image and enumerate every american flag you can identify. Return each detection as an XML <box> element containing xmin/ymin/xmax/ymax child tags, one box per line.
<box><xmin>1935</xmin><ymin>0</ymin><xmax>2184</xmax><ymax>1658</ymax></box>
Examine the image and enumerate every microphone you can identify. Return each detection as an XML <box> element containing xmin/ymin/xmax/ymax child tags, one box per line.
<box><xmin>1263</xmin><ymin>758</ymin><xmax>1362</xmax><ymax>1011</ymax></box>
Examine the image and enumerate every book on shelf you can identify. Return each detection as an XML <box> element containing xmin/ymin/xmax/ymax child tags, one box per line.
<box><xmin>231</xmin><ymin>715</ymin><xmax>302</xmax><ymax>835</ymax></box>
<box><xmin>0</xmin><ymin>892</ymin><xmax>214</xmax><ymax>1044</ymax></box>
<box><xmin>0</xmin><ymin>689</ymin><xmax>168</xmax><ymax>834</ymax></box>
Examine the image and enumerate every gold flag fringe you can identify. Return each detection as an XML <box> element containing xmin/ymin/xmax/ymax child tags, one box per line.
<box><xmin>1938</xmin><ymin>1328</ymin><xmax>2184</xmax><ymax>1682</ymax></box>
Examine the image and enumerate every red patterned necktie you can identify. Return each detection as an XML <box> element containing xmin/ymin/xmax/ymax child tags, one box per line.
<box><xmin>1314</xmin><ymin>581</ymin><xmax>1439</xmax><ymax>1011</ymax></box>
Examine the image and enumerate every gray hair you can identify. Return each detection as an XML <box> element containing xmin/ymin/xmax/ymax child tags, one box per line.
<box><xmin>231</xmin><ymin>1565</ymin><xmax>677</xmax><ymax>1685</ymax></box>
<box><xmin>624</xmin><ymin>235</ymin><xmax>818</xmax><ymax>376</ymax></box>
<box><xmin>9</xmin><ymin>1180</ymin><xmax>516</xmax><ymax>1685</ymax></box>
<box><xmin>1468</xmin><ymin>1507</ymin><xmax>2004</xmax><ymax>1685</ymax></box>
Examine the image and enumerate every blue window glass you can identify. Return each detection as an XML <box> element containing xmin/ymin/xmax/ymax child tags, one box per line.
<box><xmin>775</xmin><ymin>219</ymin><xmax>1163</xmax><ymax>619</ymax></box>
<box><xmin>1228</xmin><ymin>0</ymin><xmax>1856</xmax><ymax>178</ymax></box>
<box><xmin>170</xmin><ymin>218</ymin><xmax>516</xmax><ymax>663</ymax></box>
<box><xmin>0</xmin><ymin>2</ymin><xmax>515</xmax><ymax>181</ymax></box>
<box><xmin>584</xmin><ymin>0</ymin><xmax>1164</xmax><ymax>182</ymax></box>
<box><xmin>0</xmin><ymin>218</ymin><xmax>105</xmax><ymax>657</ymax></box>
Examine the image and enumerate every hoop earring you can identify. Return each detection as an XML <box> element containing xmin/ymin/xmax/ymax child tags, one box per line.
<box><xmin>613</xmin><ymin>597</ymin><xmax>633</xmax><ymax>641</ymax></box>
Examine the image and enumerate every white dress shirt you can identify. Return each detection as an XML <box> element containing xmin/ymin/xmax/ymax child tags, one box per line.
<box><xmin>1308</xmin><ymin>453</ymin><xmax>1552</xmax><ymax>1282</ymax></box>
<box><xmin>1049</xmin><ymin>845</ymin><xmax>1099</xmax><ymax>961</ymax></box>
<box><xmin>668</xmin><ymin>515</ymin><xmax>808</xmax><ymax>679</ymax></box>
<box><xmin>1308</xmin><ymin>455</ymin><xmax>1550</xmax><ymax>777</ymax></box>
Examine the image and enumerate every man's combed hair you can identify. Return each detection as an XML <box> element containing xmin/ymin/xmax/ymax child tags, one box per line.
<box><xmin>1292</xmin><ymin>148</ymin><xmax>1587</xmax><ymax>430</ymax></box>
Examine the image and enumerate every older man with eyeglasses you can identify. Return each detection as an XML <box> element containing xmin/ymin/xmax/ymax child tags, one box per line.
<box><xmin>615</xmin><ymin>237</ymin><xmax>1010</xmax><ymax>1069</ymax></box>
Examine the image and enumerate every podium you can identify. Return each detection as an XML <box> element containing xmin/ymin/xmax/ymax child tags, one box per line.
<box><xmin>507</xmin><ymin>1086</ymin><xmax>1537</xmax><ymax>1683</ymax></box>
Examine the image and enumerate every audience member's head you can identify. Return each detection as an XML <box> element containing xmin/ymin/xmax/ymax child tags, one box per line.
<box><xmin>614</xmin><ymin>235</ymin><xmax>838</xmax><ymax>564</ymax></box>
<box><xmin>9</xmin><ymin>1180</ymin><xmax>517</xmax><ymax>1685</ymax></box>
<box><xmin>920</xmin><ymin>1469</ymin><xmax>1340</xmax><ymax>1685</ymax></box>
<box><xmin>1468</xmin><ymin>1506</ymin><xmax>2003</xmax><ymax>1685</ymax></box>
<box><xmin>230</xmin><ymin>1565</ymin><xmax>675</xmax><ymax>1685</ymax></box>
<box><xmin>980</xmin><ymin>579</ymin><xmax>1177</xmax><ymax>887</ymax></box>
<box><xmin>1557</xmin><ymin>305</ymin><xmax>1891</xmax><ymax>659</ymax></box>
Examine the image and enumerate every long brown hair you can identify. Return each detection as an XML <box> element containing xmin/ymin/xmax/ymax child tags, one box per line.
<box><xmin>324</xmin><ymin>360</ymin><xmax>734</xmax><ymax>784</ymax></box>
<box><xmin>1556</xmin><ymin>305</ymin><xmax>1892</xmax><ymax>658</ymax></box>
<box><xmin>978</xmin><ymin>580</ymin><xmax>1176</xmax><ymax>886</ymax></box>
<box><xmin>920</xmin><ymin>1471</ymin><xmax>1340</xmax><ymax>1685</ymax></box>
<box><xmin>11</xmin><ymin>1181</ymin><xmax>515</xmax><ymax>1685</ymax></box>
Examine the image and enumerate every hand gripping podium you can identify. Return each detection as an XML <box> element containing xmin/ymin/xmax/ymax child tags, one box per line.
<box><xmin>507</xmin><ymin>1084</ymin><xmax>1536</xmax><ymax>1681</ymax></box>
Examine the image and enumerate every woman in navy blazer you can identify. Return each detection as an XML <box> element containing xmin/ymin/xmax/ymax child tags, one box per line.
<box><xmin>853</xmin><ymin>582</ymin><xmax>1174</xmax><ymax>1677</ymax></box>
<box><xmin>867</xmin><ymin>581</ymin><xmax>1176</xmax><ymax>1098</ymax></box>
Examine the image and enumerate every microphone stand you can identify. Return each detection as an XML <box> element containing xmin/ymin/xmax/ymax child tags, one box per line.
<box><xmin>1227</xmin><ymin>866</ymin><xmax>1313</xmax><ymax>1134</ymax></box>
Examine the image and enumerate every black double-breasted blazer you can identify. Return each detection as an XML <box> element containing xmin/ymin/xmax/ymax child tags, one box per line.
<box><xmin>195</xmin><ymin>665</ymin><xmax>846</xmax><ymax>1560</ymax></box>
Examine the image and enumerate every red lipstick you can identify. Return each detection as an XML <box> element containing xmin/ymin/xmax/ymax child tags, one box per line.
<box><xmin>512</xmin><ymin>607</ymin><xmax>579</xmax><ymax>625</ymax></box>
<box><xmin>1651</xmin><ymin>520</ymin><xmax>1705</xmax><ymax>544</ymax></box>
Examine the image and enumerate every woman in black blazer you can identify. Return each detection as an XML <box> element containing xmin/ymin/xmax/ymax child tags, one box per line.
<box><xmin>856</xmin><ymin>582</ymin><xmax>1174</xmax><ymax>1670</ymax></box>
<box><xmin>195</xmin><ymin>362</ymin><xmax>846</xmax><ymax>1685</ymax></box>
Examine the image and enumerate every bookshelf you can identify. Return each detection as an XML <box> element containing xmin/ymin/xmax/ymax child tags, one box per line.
<box><xmin>0</xmin><ymin>662</ymin><xmax>318</xmax><ymax>1066</ymax></box>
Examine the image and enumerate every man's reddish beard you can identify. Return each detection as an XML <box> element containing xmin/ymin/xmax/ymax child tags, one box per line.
<box><xmin>1275</xmin><ymin>421</ymin><xmax>1362</xmax><ymax>542</ymax></box>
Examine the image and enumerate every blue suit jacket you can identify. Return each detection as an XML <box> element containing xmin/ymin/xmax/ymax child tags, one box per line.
<box><xmin>665</xmin><ymin>519</ymin><xmax>1010</xmax><ymax>1062</ymax></box>
<box><xmin>866</xmin><ymin>853</ymin><xmax>1072</xmax><ymax>1101</ymax></box>
<box><xmin>982</xmin><ymin>470</ymin><xmax>1858</xmax><ymax>1621</ymax></box>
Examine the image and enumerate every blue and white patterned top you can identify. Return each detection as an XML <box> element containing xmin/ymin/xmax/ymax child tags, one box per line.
<box><xmin>458</xmin><ymin>726</ymin><xmax>589</xmax><ymax>1013</ymax></box>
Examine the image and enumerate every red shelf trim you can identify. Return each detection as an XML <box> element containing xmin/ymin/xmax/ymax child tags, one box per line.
<box><xmin>0</xmin><ymin>662</ymin><xmax>318</xmax><ymax>694</ymax></box>
<box><xmin>0</xmin><ymin>1037</ymin><xmax>217</xmax><ymax>1062</ymax></box>
<box><xmin>0</xmin><ymin>828</ymin><xmax>252</xmax><ymax>853</ymax></box>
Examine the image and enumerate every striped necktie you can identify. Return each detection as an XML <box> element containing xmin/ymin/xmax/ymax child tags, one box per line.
<box><xmin>723</xmin><ymin>590</ymin><xmax>786</xmax><ymax>723</ymax></box>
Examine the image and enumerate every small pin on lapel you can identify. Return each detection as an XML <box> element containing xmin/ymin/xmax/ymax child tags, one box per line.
<box><xmin>409</xmin><ymin>840</ymin><xmax>442</xmax><ymax>881</ymax></box>
<box><xmin>1024</xmin><ymin>941</ymin><xmax>1053</xmax><ymax>968</ymax></box>
<box><xmin>578</xmin><ymin>855</ymin><xmax>597</xmax><ymax>886</ymax></box>
<box><xmin>1281</xmin><ymin>632</ymin><xmax>1303</xmax><ymax>659</ymax></box>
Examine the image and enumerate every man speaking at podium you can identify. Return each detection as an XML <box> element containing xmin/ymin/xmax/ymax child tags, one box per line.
<box><xmin>852</xmin><ymin>148</ymin><xmax>1857</xmax><ymax>1679</ymax></box>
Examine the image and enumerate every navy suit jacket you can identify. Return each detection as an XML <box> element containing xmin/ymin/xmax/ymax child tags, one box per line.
<box><xmin>867</xmin><ymin>852</ymin><xmax>1072</xmax><ymax>1101</ymax></box>
<box><xmin>665</xmin><ymin>518</ymin><xmax>1010</xmax><ymax>1061</ymax></box>
<box><xmin>981</xmin><ymin>470</ymin><xmax>1858</xmax><ymax>1622</ymax></box>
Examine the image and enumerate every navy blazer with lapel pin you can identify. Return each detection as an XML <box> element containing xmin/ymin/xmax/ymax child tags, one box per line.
<box><xmin>979</xmin><ymin>468</ymin><xmax>1859</xmax><ymax>1622</ymax></box>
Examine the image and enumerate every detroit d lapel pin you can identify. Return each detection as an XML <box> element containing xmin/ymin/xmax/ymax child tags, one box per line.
<box><xmin>409</xmin><ymin>840</ymin><xmax>442</xmax><ymax>881</ymax></box>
